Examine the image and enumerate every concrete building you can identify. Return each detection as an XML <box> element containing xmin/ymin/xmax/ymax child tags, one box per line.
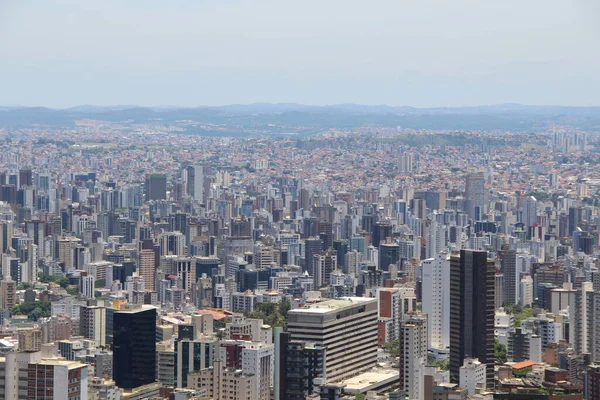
<box><xmin>422</xmin><ymin>252</ymin><xmax>450</xmax><ymax>351</ymax></box>
<box><xmin>449</xmin><ymin>250</ymin><xmax>495</xmax><ymax>387</ymax></box>
<box><xmin>400</xmin><ymin>313</ymin><xmax>428</xmax><ymax>400</ymax></box>
<box><xmin>80</xmin><ymin>305</ymin><xmax>106</xmax><ymax>346</ymax></box>
<box><xmin>17</xmin><ymin>328</ymin><xmax>42</xmax><ymax>351</ymax></box>
<box><xmin>187</xmin><ymin>360</ymin><xmax>257</xmax><ymax>400</ymax></box>
<box><xmin>459</xmin><ymin>358</ymin><xmax>486</xmax><ymax>395</ymax></box>
<box><xmin>27</xmin><ymin>359</ymin><xmax>89</xmax><ymax>400</ymax></box>
<box><xmin>287</xmin><ymin>297</ymin><xmax>378</xmax><ymax>382</ymax></box>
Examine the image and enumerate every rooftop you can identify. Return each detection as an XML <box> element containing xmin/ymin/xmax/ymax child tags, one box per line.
<box><xmin>289</xmin><ymin>297</ymin><xmax>375</xmax><ymax>314</ymax></box>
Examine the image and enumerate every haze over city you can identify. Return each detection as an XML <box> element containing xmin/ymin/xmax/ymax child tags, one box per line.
<box><xmin>1</xmin><ymin>0</ymin><xmax>599</xmax><ymax>108</ymax></box>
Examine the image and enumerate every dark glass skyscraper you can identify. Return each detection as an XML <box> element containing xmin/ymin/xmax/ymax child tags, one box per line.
<box><xmin>449</xmin><ymin>249</ymin><xmax>495</xmax><ymax>387</ymax></box>
<box><xmin>144</xmin><ymin>173</ymin><xmax>167</xmax><ymax>202</ymax></box>
<box><xmin>113</xmin><ymin>305</ymin><xmax>157</xmax><ymax>389</ymax></box>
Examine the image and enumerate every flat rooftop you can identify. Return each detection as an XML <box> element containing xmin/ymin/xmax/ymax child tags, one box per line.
<box><xmin>289</xmin><ymin>297</ymin><xmax>375</xmax><ymax>314</ymax></box>
<box><xmin>336</xmin><ymin>369</ymin><xmax>399</xmax><ymax>393</ymax></box>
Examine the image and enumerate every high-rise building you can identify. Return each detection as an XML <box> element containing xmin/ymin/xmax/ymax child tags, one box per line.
<box><xmin>422</xmin><ymin>252</ymin><xmax>450</xmax><ymax>351</ymax></box>
<box><xmin>459</xmin><ymin>358</ymin><xmax>486</xmax><ymax>396</ymax></box>
<box><xmin>399</xmin><ymin>153</ymin><xmax>414</xmax><ymax>173</ymax></box>
<box><xmin>187</xmin><ymin>360</ymin><xmax>257</xmax><ymax>400</ymax></box>
<box><xmin>138</xmin><ymin>249</ymin><xmax>156</xmax><ymax>291</ymax></box>
<box><xmin>400</xmin><ymin>314</ymin><xmax>428</xmax><ymax>400</ymax></box>
<box><xmin>113</xmin><ymin>304</ymin><xmax>157</xmax><ymax>389</ymax></box>
<box><xmin>218</xmin><ymin>340</ymin><xmax>274</xmax><ymax>400</ymax></box>
<box><xmin>176</xmin><ymin>337</ymin><xmax>218</xmax><ymax>388</ymax></box>
<box><xmin>304</xmin><ymin>237</ymin><xmax>323</xmax><ymax>278</ymax></box>
<box><xmin>377</xmin><ymin>287</ymin><xmax>417</xmax><ymax>345</ymax></box>
<box><xmin>449</xmin><ymin>250</ymin><xmax>495</xmax><ymax>387</ymax></box>
<box><xmin>287</xmin><ymin>297</ymin><xmax>378</xmax><ymax>382</ymax></box>
<box><xmin>500</xmin><ymin>250</ymin><xmax>518</xmax><ymax>306</ymax></box>
<box><xmin>378</xmin><ymin>242</ymin><xmax>400</xmax><ymax>272</ymax></box>
<box><xmin>144</xmin><ymin>173</ymin><xmax>167</xmax><ymax>202</ymax></box>
<box><xmin>278</xmin><ymin>332</ymin><xmax>326</xmax><ymax>400</ymax></box>
<box><xmin>573</xmin><ymin>283</ymin><xmax>600</xmax><ymax>363</ymax></box>
<box><xmin>186</xmin><ymin>165</ymin><xmax>204</xmax><ymax>204</ymax></box>
<box><xmin>0</xmin><ymin>351</ymin><xmax>42</xmax><ymax>399</ymax></box>
<box><xmin>313</xmin><ymin>249</ymin><xmax>337</xmax><ymax>287</ymax></box>
<box><xmin>17</xmin><ymin>328</ymin><xmax>42</xmax><ymax>351</ymax></box>
<box><xmin>0</xmin><ymin>278</ymin><xmax>17</xmax><ymax>310</ymax></box>
<box><xmin>80</xmin><ymin>305</ymin><xmax>106</xmax><ymax>346</ymax></box>
<box><xmin>27</xmin><ymin>359</ymin><xmax>88</xmax><ymax>400</ymax></box>
<box><xmin>80</xmin><ymin>274</ymin><xmax>95</xmax><ymax>299</ymax></box>
<box><xmin>522</xmin><ymin>196</ymin><xmax>538</xmax><ymax>227</ymax></box>
<box><xmin>465</xmin><ymin>172</ymin><xmax>486</xmax><ymax>221</ymax></box>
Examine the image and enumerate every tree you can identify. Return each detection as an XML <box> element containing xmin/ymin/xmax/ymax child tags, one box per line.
<box><xmin>495</xmin><ymin>338</ymin><xmax>508</xmax><ymax>364</ymax></box>
<box><xmin>11</xmin><ymin>301</ymin><xmax>51</xmax><ymax>321</ymax></box>
<box><xmin>432</xmin><ymin>359</ymin><xmax>449</xmax><ymax>371</ymax></box>
<box><xmin>382</xmin><ymin>340</ymin><xmax>400</xmax><ymax>358</ymax></box>
<box><xmin>278</xmin><ymin>299</ymin><xmax>291</xmax><ymax>316</ymax></box>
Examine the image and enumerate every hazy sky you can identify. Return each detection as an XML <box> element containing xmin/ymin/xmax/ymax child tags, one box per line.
<box><xmin>1</xmin><ymin>0</ymin><xmax>599</xmax><ymax>108</ymax></box>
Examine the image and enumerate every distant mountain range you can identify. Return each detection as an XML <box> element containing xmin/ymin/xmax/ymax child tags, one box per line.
<box><xmin>1</xmin><ymin>103</ymin><xmax>599</xmax><ymax>132</ymax></box>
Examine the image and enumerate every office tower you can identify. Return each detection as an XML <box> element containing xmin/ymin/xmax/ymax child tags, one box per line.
<box><xmin>304</xmin><ymin>237</ymin><xmax>323</xmax><ymax>278</ymax></box>
<box><xmin>449</xmin><ymin>250</ymin><xmax>495</xmax><ymax>387</ymax></box>
<box><xmin>113</xmin><ymin>304</ymin><xmax>157</xmax><ymax>389</ymax></box>
<box><xmin>495</xmin><ymin>273</ymin><xmax>504</xmax><ymax>309</ymax></box>
<box><xmin>27</xmin><ymin>359</ymin><xmax>88</xmax><ymax>400</ymax></box>
<box><xmin>278</xmin><ymin>332</ymin><xmax>326</xmax><ymax>400</ymax></box>
<box><xmin>313</xmin><ymin>249</ymin><xmax>337</xmax><ymax>287</ymax></box>
<box><xmin>422</xmin><ymin>251</ymin><xmax>450</xmax><ymax>350</ymax></box>
<box><xmin>372</xmin><ymin>222</ymin><xmax>392</xmax><ymax>248</ymax></box>
<box><xmin>186</xmin><ymin>165</ymin><xmax>204</xmax><ymax>204</ymax></box>
<box><xmin>522</xmin><ymin>195</ymin><xmax>538</xmax><ymax>227</ymax></box>
<box><xmin>465</xmin><ymin>172</ymin><xmax>486</xmax><ymax>220</ymax></box>
<box><xmin>400</xmin><ymin>314</ymin><xmax>428</xmax><ymax>400</ymax></box>
<box><xmin>0</xmin><ymin>220</ymin><xmax>12</xmax><ymax>253</ymax></box>
<box><xmin>378</xmin><ymin>242</ymin><xmax>400</xmax><ymax>272</ymax></box>
<box><xmin>287</xmin><ymin>297</ymin><xmax>378</xmax><ymax>382</ymax></box>
<box><xmin>144</xmin><ymin>173</ymin><xmax>167</xmax><ymax>201</ymax></box>
<box><xmin>414</xmin><ymin>190</ymin><xmax>447</xmax><ymax>211</ymax></box>
<box><xmin>317</xmin><ymin>221</ymin><xmax>333</xmax><ymax>250</ymax></box>
<box><xmin>18</xmin><ymin>168</ymin><xmax>32</xmax><ymax>188</ymax></box>
<box><xmin>411</xmin><ymin>198</ymin><xmax>427</xmax><ymax>220</ymax></box>
<box><xmin>0</xmin><ymin>278</ymin><xmax>17</xmax><ymax>310</ymax></box>
<box><xmin>176</xmin><ymin>337</ymin><xmax>218</xmax><ymax>388</ymax></box>
<box><xmin>80</xmin><ymin>305</ymin><xmax>106</xmax><ymax>346</ymax></box>
<box><xmin>175</xmin><ymin>257</ymin><xmax>196</xmax><ymax>293</ymax></box>
<box><xmin>138</xmin><ymin>249</ymin><xmax>156</xmax><ymax>291</ymax></box>
<box><xmin>399</xmin><ymin>152</ymin><xmax>414</xmax><ymax>173</ymax></box>
<box><xmin>500</xmin><ymin>250</ymin><xmax>518</xmax><ymax>306</ymax></box>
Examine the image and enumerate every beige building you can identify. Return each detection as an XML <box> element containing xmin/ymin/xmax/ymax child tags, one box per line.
<box><xmin>18</xmin><ymin>328</ymin><xmax>42</xmax><ymax>352</ymax></box>
<box><xmin>287</xmin><ymin>297</ymin><xmax>378</xmax><ymax>382</ymax></box>
<box><xmin>187</xmin><ymin>360</ymin><xmax>257</xmax><ymax>400</ymax></box>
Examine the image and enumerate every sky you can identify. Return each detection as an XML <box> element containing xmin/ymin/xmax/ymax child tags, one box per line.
<box><xmin>0</xmin><ymin>0</ymin><xmax>599</xmax><ymax>108</ymax></box>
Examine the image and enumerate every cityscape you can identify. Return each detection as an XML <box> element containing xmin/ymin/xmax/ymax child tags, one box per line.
<box><xmin>1</xmin><ymin>1</ymin><xmax>599</xmax><ymax>400</ymax></box>
<box><xmin>0</xmin><ymin>105</ymin><xmax>598</xmax><ymax>400</ymax></box>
